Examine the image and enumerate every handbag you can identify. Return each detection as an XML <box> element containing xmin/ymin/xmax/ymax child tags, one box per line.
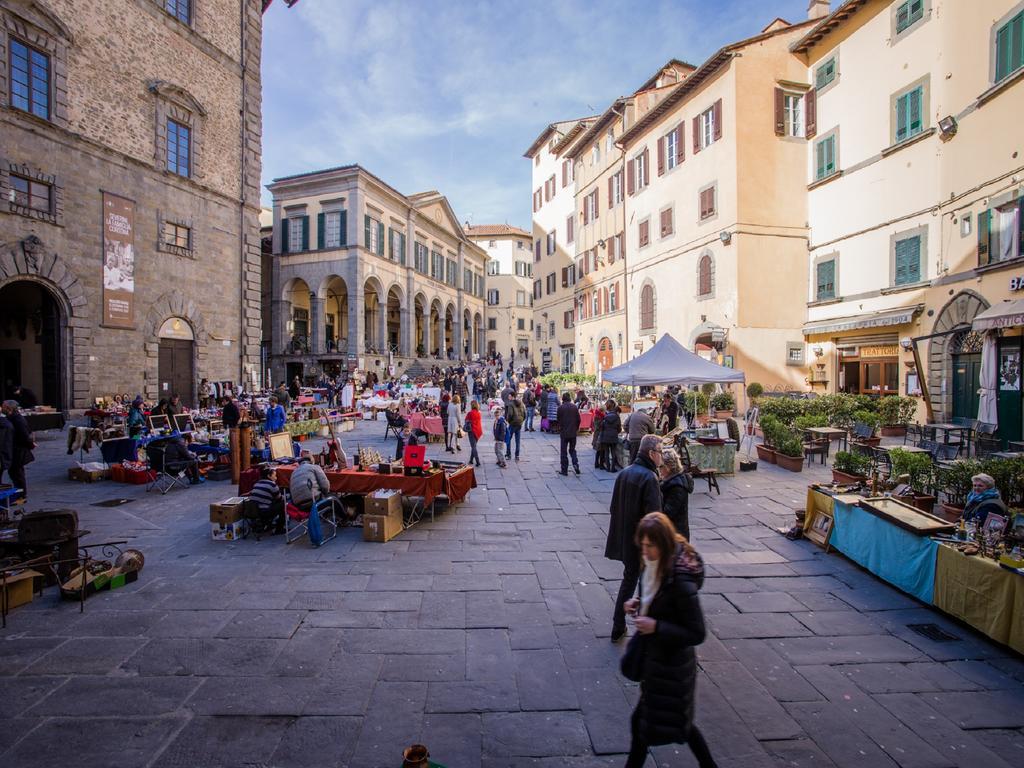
<box><xmin>620</xmin><ymin>633</ymin><xmax>646</xmax><ymax>682</ymax></box>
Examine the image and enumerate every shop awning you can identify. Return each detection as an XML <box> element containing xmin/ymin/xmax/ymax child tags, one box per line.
<box><xmin>971</xmin><ymin>299</ymin><xmax>1024</xmax><ymax>331</ymax></box>
<box><xmin>802</xmin><ymin>305</ymin><xmax>922</xmax><ymax>337</ymax></box>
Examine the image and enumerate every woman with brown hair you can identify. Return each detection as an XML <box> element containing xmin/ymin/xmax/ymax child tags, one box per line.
<box><xmin>622</xmin><ymin>512</ymin><xmax>714</xmax><ymax>768</ymax></box>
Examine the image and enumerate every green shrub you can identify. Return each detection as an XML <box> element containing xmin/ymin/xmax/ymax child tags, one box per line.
<box><xmin>711</xmin><ymin>392</ymin><xmax>735</xmax><ymax>411</ymax></box>
<box><xmin>756</xmin><ymin>396</ymin><xmax>807</xmax><ymax>426</ymax></box>
<box><xmin>759</xmin><ymin>414</ymin><xmax>782</xmax><ymax>448</ymax></box>
<box><xmin>746</xmin><ymin>382</ymin><xmax>764</xmax><ymax>398</ymax></box>
<box><xmin>936</xmin><ymin>459</ymin><xmax>982</xmax><ymax>507</ymax></box>
<box><xmin>794</xmin><ymin>413</ymin><xmax>828</xmax><ymax>430</ymax></box>
<box><xmin>701</xmin><ymin>383</ymin><xmax>716</xmax><ymax>396</ymax></box>
<box><xmin>775</xmin><ymin>431</ymin><xmax>804</xmax><ymax>458</ymax></box>
<box><xmin>877</xmin><ymin>396</ymin><xmax>917</xmax><ymax>426</ymax></box>
<box><xmin>979</xmin><ymin>455</ymin><xmax>1024</xmax><ymax>506</ymax></box>
<box><xmin>538</xmin><ymin>373</ymin><xmax>596</xmax><ymax>389</ymax></box>
<box><xmin>833</xmin><ymin>450</ymin><xmax>872</xmax><ymax>477</ymax></box>
<box><xmin>812</xmin><ymin>393</ymin><xmax>861</xmax><ymax>428</ymax></box>
<box><xmin>888</xmin><ymin>448</ymin><xmax>934</xmax><ymax>494</ymax></box>
<box><xmin>852</xmin><ymin>409</ymin><xmax>880</xmax><ymax>429</ymax></box>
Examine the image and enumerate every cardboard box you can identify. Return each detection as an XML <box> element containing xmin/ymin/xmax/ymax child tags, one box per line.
<box><xmin>1</xmin><ymin>569</ymin><xmax>43</xmax><ymax>610</ymax></box>
<box><xmin>362</xmin><ymin>513</ymin><xmax>403</xmax><ymax>543</ymax></box>
<box><xmin>364</xmin><ymin>490</ymin><xmax>402</xmax><ymax>518</ymax></box>
<box><xmin>210</xmin><ymin>497</ymin><xmax>246</xmax><ymax>525</ymax></box>
<box><xmin>68</xmin><ymin>467</ymin><xmax>110</xmax><ymax>483</ymax></box>
<box><xmin>211</xmin><ymin>519</ymin><xmax>248</xmax><ymax>541</ymax></box>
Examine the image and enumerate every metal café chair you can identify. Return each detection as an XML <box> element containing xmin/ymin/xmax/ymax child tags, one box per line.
<box><xmin>904</xmin><ymin>423</ymin><xmax>924</xmax><ymax>447</ymax></box>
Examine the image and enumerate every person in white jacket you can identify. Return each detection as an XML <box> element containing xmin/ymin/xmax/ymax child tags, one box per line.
<box><xmin>446</xmin><ymin>394</ymin><xmax>464</xmax><ymax>453</ymax></box>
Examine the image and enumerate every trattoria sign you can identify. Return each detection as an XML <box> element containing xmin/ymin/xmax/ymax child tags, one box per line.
<box><xmin>859</xmin><ymin>345</ymin><xmax>899</xmax><ymax>358</ymax></box>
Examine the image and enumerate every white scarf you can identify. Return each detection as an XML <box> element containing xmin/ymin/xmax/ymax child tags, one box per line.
<box><xmin>639</xmin><ymin>557</ymin><xmax>661</xmax><ymax>616</ymax></box>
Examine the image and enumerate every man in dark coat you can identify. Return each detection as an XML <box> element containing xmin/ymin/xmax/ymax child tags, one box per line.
<box><xmin>556</xmin><ymin>392</ymin><xmax>581</xmax><ymax>476</ymax></box>
<box><xmin>661</xmin><ymin>393</ymin><xmax>679</xmax><ymax>434</ymax></box>
<box><xmin>605</xmin><ymin>434</ymin><xmax>663</xmax><ymax>642</ymax></box>
<box><xmin>1</xmin><ymin>400</ymin><xmax>34</xmax><ymax>499</ymax></box>
<box><xmin>0</xmin><ymin>411</ymin><xmax>13</xmax><ymax>483</ymax></box>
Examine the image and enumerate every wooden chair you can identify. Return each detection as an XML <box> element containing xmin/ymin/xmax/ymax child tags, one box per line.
<box><xmin>681</xmin><ymin>447</ymin><xmax>720</xmax><ymax>496</ymax></box>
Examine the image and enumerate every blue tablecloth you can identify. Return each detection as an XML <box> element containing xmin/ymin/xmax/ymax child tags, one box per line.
<box><xmin>830</xmin><ymin>497</ymin><xmax>938</xmax><ymax>604</ymax></box>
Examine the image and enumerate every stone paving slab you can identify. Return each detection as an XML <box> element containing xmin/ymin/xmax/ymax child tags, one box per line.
<box><xmin>1</xmin><ymin>419</ymin><xmax>1022</xmax><ymax>767</ymax></box>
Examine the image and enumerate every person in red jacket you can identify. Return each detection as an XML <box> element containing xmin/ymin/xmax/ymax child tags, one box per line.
<box><xmin>465</xmin><ymin>400</ymin><xmax>483</xmax><ymax>467</ymax></box>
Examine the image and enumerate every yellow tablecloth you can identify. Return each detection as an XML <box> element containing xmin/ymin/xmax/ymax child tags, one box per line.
<box><xmin>933</xmin><ymin>545</ymin><xmax>1024</xmax><ymax>655</ymax></box>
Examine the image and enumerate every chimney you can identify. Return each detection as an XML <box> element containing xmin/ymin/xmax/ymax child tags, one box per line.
<box><xmin>808</xmin><ymin>0</ymin><xmax>830</xmax><ymax>21</ymax></box>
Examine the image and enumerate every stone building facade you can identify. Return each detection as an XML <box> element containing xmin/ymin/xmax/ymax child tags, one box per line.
<box><xmin>0</xmin><ymin>0</ymin><xmax>263</xmax><ymax>409</ymax></box>
<box><xmin>465</xmin><ymin>224</ymin><xmax>534</xmax><ymax>364</ymax></box>
<box><xmin>266</xmin><ymin>165</ymin><xmax>488</xmax><ymax>385</ymax></box>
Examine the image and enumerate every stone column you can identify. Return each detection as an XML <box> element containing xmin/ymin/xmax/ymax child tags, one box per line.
<box><xmin>399</xmin><ymin>304</ymin><xmax>412</xmax><ymax>358</ymax></box>
<box><xmin>309</xmin><ymin>293</ymin><xmax>323</xmax><ymax>355</ymax></box>
<box><xmin>455</xmin><ymin>243</ymin><xmax>465</xmax><ymax>359</ymax></box>
<box><xmin>377</xmin><ymin>297</ymin><xmax>388</xmax><ymax>354</ymax></box>
<box><xmin>347</xmin><ymin>263</ymin><xmax>364</xmax><ymax>362</ymax></box>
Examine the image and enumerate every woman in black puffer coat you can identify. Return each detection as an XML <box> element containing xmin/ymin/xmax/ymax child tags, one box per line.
<box><xmin>599</xmin><ymin>399</ymin><xmax>623</xmax><ymax>472</ymax></box>
<box><xmin>623</xmin><ymin>512</ymin><xmax>714</xmax><ymax>767</ymax></box>
<box><xmin>658</xmin><ymin>448</ymin><xmax>693</xmax><ymax>540</ymax></box>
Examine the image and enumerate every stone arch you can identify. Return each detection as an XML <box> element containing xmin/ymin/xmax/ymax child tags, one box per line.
<box><xmin>316</xmin><ymin>273</ymin><xmax>347</xmax><ymax>300</ymax></box>
<box><xmin>143</xmin><ymin>288</ymin><xmax>209</xmax><ymax>403</ymax></box>
<box><xmin>3</xmin><ymin>0</ymin><xmax>74</xmax><ymax>43</ymax></box>
<box><xmin>0</xmin><ymin>235</ymin><xmax>87</xmax><ymax>407</ymax></box>
<box><xmin>927</xmin><ymin>289</ymin><xmax>990</xmax><ymax>422</ymax></box>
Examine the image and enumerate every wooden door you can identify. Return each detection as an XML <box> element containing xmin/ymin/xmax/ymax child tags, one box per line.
<box><xmin>597</xmin><ymin>337</ymin><xmax>613</xmax><ymax>371</ymax></box>
<box><xmin>158</xmin><ymin>339</ymin><xmax>194</xmax><ymax>405</ymax></box>
<box><xmin>952</xmin><ymin>353</ymin><xmax>981</xmax><ymax>423</ymax></box>
<box><xmin>997</xmin><ymin>337</ymin><xmax>1022</xmax><ymax>445</ymax></box>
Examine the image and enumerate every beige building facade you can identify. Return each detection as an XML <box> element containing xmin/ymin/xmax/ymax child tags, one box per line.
<box><xmin>795</xmin><ymin>0</ymin><xmax>1024</xmax><ymax>440</ymax></box>
<box><xmin>0</xmin><ymin>0</ymin><xmax>264</xmax><ymax>408</ymax></box>
<box><xmin>267</xmin><ymin>165</ymin><xmax>487</xmax><ymax>384</ymax></box>
<box><xmin>465</xmin><ymin>224</ymin><xmax>534</xmax><ymax>364</ymax></box>
<box><xmin>618</xmin><ymin>18</ymin><xmax>816</xmax><ymax>390</ymax></box>
<box><xmin>524</xmin><ymin>117</ymin><xmax>594</xmax><ymax>373</ymax></box>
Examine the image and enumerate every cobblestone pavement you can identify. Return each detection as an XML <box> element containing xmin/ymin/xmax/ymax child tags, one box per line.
<box><xmin>2</xmin><ymin>415</ymin><xmax>1024</xmax><ymax>768</ymax></box>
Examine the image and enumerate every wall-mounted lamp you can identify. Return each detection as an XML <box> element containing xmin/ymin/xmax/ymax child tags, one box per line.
<box><xmin>719</xmin><ymin>230</ymin><xmax>732</xmax><ymax>245</ymax></box>
<box><xmin>813</xmin><ymin>346</ymin><xmax>824</xmax><ymax>358</ymax></box>
<box><xmin>899</xmin><ymin>336</ymin><xmax>914</xmax><ymax>350</ymax></box>
<box><xmin>938</xmin><ymin>115</ymin><xmax>958</xmax><ymax>139</ymax></box>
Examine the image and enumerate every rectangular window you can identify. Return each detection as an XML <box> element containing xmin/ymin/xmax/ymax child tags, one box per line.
<box><xmin>546</xmin><ymin>273</ymin><xmax>556</xmax><ymax>294</ymax></box>
<box><xmin>515</xmin><ymin>261</ymin><xmax>529</xmax><ymax>277</ymax></box>
<box><xmin>488</xmin><ymin>318</ymin><xmax>498</xmax><ymax>331</ymax></box>
<box><xmin>894</xmin><ymin>235</ymin><xmax>922</xmax><ymax>285</ymax></box>
<box><xmin>699</xmin><ymin>108</ymin><xmax>715</xmax><ymax>149</ymax></box>
<box><xmin>8</xmin><ymin>39</ymin><xmax>50</xmax><ymax>119</ymax></box>
<box><xmin>549</xmin><ymin>321</ymin><xmax>556</xmax><ymax>337</ymax></box>
<box><xmin>517</xmin><ymin>318</ymin><xmax>525</xmax><ymax>331</ymax></box>
<box><xmin>167</xmin><ymin>119</ymin><xmax>191</xmax><ymax>177</ymax></box>
<box><xmin>464</xmin><ymin>268</ymin><xmax>473</xmax><ymax>292</ymax></box>
<box><xmin>784</xmin><ymin>93</ymin><xmax>803</xmax><ymax>138</ymax></box>
<box><xmin>895</xmin><ymin>0</ymin><xmax>924</xmax><ymax>34</ymax></box>
<box><xmin>699</xmin><ymin>187</ymin><xmax>716</xmax><ymax>220</ymax></box>
<box><xmin>487</xmin><ymin>289</ymin><xmax>499</xmax><ymax>305</ymax></box>
<box><xmin>592</xmin><ymin>144</ymin><xmax>600</xmax><ymax>166</ymax></box>
<box><xmin>516</xmin><ymin>290</ymin><xmax>526</xmax><ymax>307</ymax></box>
<box><xmin>894</xmin><ymin>85</ymin><xmax>924</xmax><ymax>143</ymax></box>
<box><xmin>639</xmin><ymin>219</ymin><xmax>650</xmax><ymax>248</ymax></box>
<box><xmin>665</xmin><ymin>129</ymin><xmax>678</xmax><ymax>171</ymax></box>
<box><xmin>446</xmin><ymin>259</ymin><xmax>458</xmax><ymax>286</ymax></box>
<box><xmin>995</xmin><ymin>10</ymin><xmax>1024</xmax><ymax>83</ymax></box>
<box><xmin>324</xmin><ymin>211</ymin><xmax>343</xmax><ymax>248</ymax></box>
<box><xmin>533</xmin><ymin>280</ymin><xmax>542</xmax><ymax>300</ymax></box>
<box><xmin>288</xmin><ymin>217</ymin><xmax>305</xmax><ymax>252</ymax></box>
<box><xmin>586</xmin><ymin>191</ymin><xmax>597</xmax><ymax>223</ymax></box>
<box><xmin>546</xmin><ymin>230</ymin><xmax>556</xmax><ymax>255</ymax></box>
<box><xmin>534</xmin><ymin>240</ymin><xmax>541</xmax><ymax>262</ymax></box>
<box><xmin>564</xmin><ymin>311</ymin><xmax>574</xmax><ymax>330</ymax></box>
<box><xmin>612</xmin><ymin>172</ymin><xmax>623</xmax><ymax>205</ymax></box>
<box><xmin>815</xmin><ymin>134</ymin><xmax>837</xmax><ymax>181</ymax></box>
<box><xmin>9</xmin><ymin>174</ymin><xmax>51</xmax><ymax>212</ymax></box>
<box><xmin>635</xmin><ymin>152</ymin><xmax>647</xmax><ymax>189</ymax></box>
<box><xmin>815</xmin><ymin>56</ymin><xmax>837</xmax><ymax>90</ymax></box>
<box><xmin>566</xmin><ymin>215</ymin><xmax>575</xmax><ymax>244</ymax></box>
<box><xmin>516</xmin><ymin>240</ymin><xmax>524</xmax><ymax>249</ymax></box>
<box><xmin>292</xmin><ymin>308</ymin><xmax>309</xmax><ymax>341</ymax></box>
<box><xmin>660</xmin><ymin>207</ymin><xmax>674</xmax><ymax>237</ymax></box>
<box><xmin>610</xmin><ymin>283</ymin><xmax>619</xmax><ymax>312</ymax></box>
<box><xmin>487</xmin><ymin>259</ymin><xmax>500</xmax><ymax>276</ymax></box>
<box><xmin>414</xmin><ymin>242</ymin><xmax>428</xmax><ymax>272</ymax></box>
<box><xmin>816</xmin><ymin>259</ymin><xmax>836</xmax><ymax>300</ymax></box>
<box><xmin>162</xmin><ymin>221</ymin><xmax>190</xmax><ymax>249</ymax></box>
<box><xmin>164</xmin><ymin>0</ymin><xmax>191</xmax><ymax>24</ymax></box>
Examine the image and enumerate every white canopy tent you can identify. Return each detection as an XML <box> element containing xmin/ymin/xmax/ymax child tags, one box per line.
<box><xmin>602</xmin><ymin>333</ymin><xmax>745</xmax><ymax>387</ymax></box>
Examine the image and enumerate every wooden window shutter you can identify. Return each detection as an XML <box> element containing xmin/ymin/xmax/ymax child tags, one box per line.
<box><xmin>561</xmin><ymin>267</ymin><xmax>568</xmax><ymax>287</ymax></box>
<box><xmin>627</xmin><ymin>159</ymin><xmax>635</xmax><ymax>195</ymax></box>
<box><xmin>643</xmin><ymin>148</ymin><xmax>650</xmax><ymax>185</ymax></box>
<box><xmin>608</xmin><ymin>176</ymin><xmax>613</xmax><ymax>207</ymax></box>
<box><xmin>280</xmin><ymin>217</ymin><xmax>289</xmax><ymax>254</ymax></box>
<box><xmin>364</xmin><ymin>215</ymin><xmax>371</xmax><ymax>249</ymax></box>
<box><xmin>338</xmin><ymin>210</ymin><xmax>347</xmax><ymax>246</ymax></box>
<box><xmin>619</xmin><ymin>233</ymin><xmax>625</xmax><ymax>261</ymax></box>
<box><xmin>692</xmin><ymin>116</ymin><xmax>701</xmax><ymax>154</ymax></box>
<box><xmin>583</xmin><ymin>202</ymin><xmax>589</xmax><ymax>226</ymax></box>
<box><xmin>774</xmin><ymin>88</ymin><xmax>785</xmax><ymax>136</ymax></box>
<box><xmin>301</xmin><ymin>215</ymin><xmax>310</xmax><ymax>251</ymax></box>
<box><xmin>562</xmin><ymin>161</ymin><xmax>567</xmax><ymax>187</ymax></box>
<box><xmin>676</xmin><ymin>125</ymin><xmax>685</xmax><ymax>164</ymax></box>
<box><xmin>713</xmin><ymin>99</ymin><xmax>723</xmax><ymax>141</ymax></box>
<box><xmin>657</xmin><ymin>136</ymin><xmax>665</xmax><ymax>176</ymax></box>
<box><xmin>977</xmin><ymin>209</ymin><xmax>991</xmax><ymax>265</ymax></box>
<box><xmin>593</xmin><ymin>190</ymin><xmax>599</xmax><ymax>219</ymax></box>
<box><xmin>317</xmin><ymin>213</ymin><xmax>325</xmax><ymax>249</ymax></box>
<box><xmin>805</xmin><ymin>90</ymin><xmax>817</xmax><ymax>138</ymax></box>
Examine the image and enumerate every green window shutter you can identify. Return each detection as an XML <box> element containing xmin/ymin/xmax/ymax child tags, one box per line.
<box><xmin>816</xmin><ymin>260</ymin><xmax>835</xmax><ymax>300</ymax></box>
<box><xmin>387</xmin><ymin>227</ymin><xmax>394</xmax><ymax>260</ymax></box>
<box><xmin>377</xmin><ymin>222</ymin><xmax>384</xmax><ymax>256</ymax></box>
<box><xmin>280</xmin><ymin>217</ymin><xmax>289</xmax><ymax>254</ymax></box>
<box><xmin>339</xmin><ymin>210</ymin><xmax>347</xmax><ymax>246</ymax></box>
<box><xmin>317</xmin><ymin>213</ymin><xmax>325</xmax><ymax>249</ymax></box>
<box><xmin>909</xmin><ymin>87</ymin><xmax>922</xmax><ymax>137</ymax></box>
<box><xmin>894</xmin><ymin>236</ymin><xmax>920</xmax><ymax>285</ymax></box>
<box><xmin>400</xmin><ymin>233</ymin><xmax>407</xmax><ymax>265</ymax></box>
<box><xmin>895</xmin><ymin>92</ymin><xmax>909</xmax><ymax>142</ymax></box>
<box><xmin>978</xmin><ymin>209</ymin><xmax>991</xmax><ymax>265</ymax></box>
<box><xmin>364</xmin><ymin>215</ymin><xmax>371</xmax><ymax>249</ymax></box>
<box><xmin>301</xmin><ymin>215</ymin><xmax>310</xmax><ymax>251</ymax></box>
<box><xmin>996</xmin><ymin>13</ymin><xmax>1023</xmax><ymax>82</ymax></box>
<box><xmin>815</xmin><ymin>140</ymin><xmax>825</xmax><ymax>180</ymax></box>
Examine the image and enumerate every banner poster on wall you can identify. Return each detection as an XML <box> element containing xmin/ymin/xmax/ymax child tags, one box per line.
<box><xmin>102</xmin><ymin>192</ymin><xmax>135</xmax><ymax>328</ymax></box>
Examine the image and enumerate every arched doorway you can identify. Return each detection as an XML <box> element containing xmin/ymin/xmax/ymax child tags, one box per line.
<box><xmin>364</xmin><ymin>279</ymin><xmax>382</xmax><ymax>353</ymax></box>
<box><xmin>597</xmin><ymin>336</ymin><xmax>613</xmax><ymax>372</ymax></box>
<box><xmin>927</xmin><ymin>290</ymin><xmax>989</xmax><ymax>423</ymax></box>
<box><xmin>321</xmin><ymin>275</ymin><xmax>348</xmax><ymax>353</ymax></box>
<box><xmin>386</xmin><ymin>286</ymin><xmax>402</xmax><ymax>352</ymax></box>
<box><xmin>158</xmin><ymin>317</ymin><xmax>195</xmax><ymax>405</ymax></box>
<box><xmin>444</xmin><ymin>304</ymin><xmax>455</xmax><ymax>359</ymax></box>
<box><xmin>430</xmin><ymin>300</ymin><xmax>443</xmax><ymax>357</ymax></box>
<box><xmin>0</xmin><ymin>280</ymin><xmax>65</xmax><ymax>408</ymax></box>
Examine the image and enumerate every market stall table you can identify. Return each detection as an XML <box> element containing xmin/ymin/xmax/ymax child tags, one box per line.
<box><xmin>407</xmin><ymin>413</ymin><xmax>444</xmax><ymax>436</ymax></box>
<box><xmin>24</xmin><ymin>412</ymin><xmax>66</xmax><ymax>432</ymax></box>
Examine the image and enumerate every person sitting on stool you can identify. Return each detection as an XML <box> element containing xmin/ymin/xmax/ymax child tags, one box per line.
<box><xmin>164</xmin><ymin>432</ymin><xmax>203</xmax><ymax>484</ymax></box>
<box><xmin>249</xmin><ymin>466</ymin><xmax>285</xmax><ymax>534</ymax></box>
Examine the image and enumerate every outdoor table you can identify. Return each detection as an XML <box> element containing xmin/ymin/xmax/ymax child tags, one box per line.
<box><xmin>24</xmin><ymin>412</ymin><xmax>66</xmax><ymax>432</ymax></box>
<box><xmin>990</xmin><ymin>451</ymin><xmax>1024</xmax><ymax>459</ymax></box>
<box><xmin>806</xmin><ymin>427</ymin><xmax>848</xmax><ymax>451</ymax></box>
<box><xmin>926</xmin><ymin>423</ymin><xmax>970</xmax><ymax>453</ymax></box>
<box><xmin>880</xmin><ymin>445</ymin><xmax>931</xmax><ymax>454</ymax></box>
<box><xmin>1008</xmin><ymin>441</ymin><xmax>1024</xmax><ymax>452</ymax></box>
<box><xmin>407</xmin><ymin>413</ymin><xmax>444</xmax><ymax>436</ymax></box>
<box><xmin>933</xmin><ymin>544</ymin><xmax>1024</xmax><ymax>655</ymax></box>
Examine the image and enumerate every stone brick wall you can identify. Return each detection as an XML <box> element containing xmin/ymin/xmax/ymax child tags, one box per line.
<box><xmin>0</xmin><ymin>0</ymin><xmax>263</xmax><ymax>409</ymax></box>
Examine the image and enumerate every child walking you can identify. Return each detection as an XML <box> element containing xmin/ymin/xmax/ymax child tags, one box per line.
<box><xmin>493</xmin><ymin>406</ymin><xmax>508</xmax><ymax>468</ymax></box>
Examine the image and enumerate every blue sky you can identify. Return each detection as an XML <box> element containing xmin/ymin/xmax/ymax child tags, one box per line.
<box><xmin>261</xmin><ymin>0</ymin><xmax>814</xmax><ymax>228</ymax></box>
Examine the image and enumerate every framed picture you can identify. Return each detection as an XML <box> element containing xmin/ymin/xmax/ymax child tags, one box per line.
<box><xmin>173</xmin><ymin>414</ymin><xmax>196</xmax><ymax>433</ymax></box>
<box><xmin>267</xmin><ymin>431</ymin><xmax>293</xmax><ymax>460</ymax></box>
<box><xmin>148</xmin><ymin>414</ymin><xmax>170</xmax><ymax>432</ymax></box>
<box><xmin>983</xmin><ymin>513</ymin><xmax>1007</xmax><ymax>536</ymax></box>
<box><xmin>906</xmin><ymin>371</ymin><xmax>921</xmax><ymax>396</ymax></box>
<box><xmin>805</xmin><ymin>507</ymin><xmax>835</xmax><ymax>549</ymax></box>
<box><xmin>723</xmin><ymin>355</ymin><xmax>734</xmax><ymax>368</ymax></box>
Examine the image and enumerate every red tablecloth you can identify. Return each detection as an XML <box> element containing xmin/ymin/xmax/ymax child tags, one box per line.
<box><xmin>407</xmin><ymin>413</ymin><xmax>444</xmax><ymax>435</ymax></box>
<box><xmin>579</xmin><ymin>411</ymin><xmax>594</xmax><ymax>431</ymax></box>
<box><xmin>275</xmin><ymin>465</ymin><xmax>475</xmax><ymax>508</ymax></box>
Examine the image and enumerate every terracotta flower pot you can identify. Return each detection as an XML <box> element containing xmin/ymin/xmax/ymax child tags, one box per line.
<box><xmin>755</xmin><ymin>444</ymin><xmax>776</xmax><ymax>464</ymax></box>
<box><xmin>880</xmin><ymin>426</ymin><xmax>907</xmax><ymax>437</ymax></box>
<box><xmin>938</xmin><ymin>503</ymin><xmax>964</xmax><ymax>523</ymax></box>
<box><xmin>776</xmin><ymin>453</ymin><xmax>804</xmax><ymax>472</ymax></box>
<box><xmin>832</xmin><ymin>469</ymin><xmax>867</xmax><ymax>485</ymax></box>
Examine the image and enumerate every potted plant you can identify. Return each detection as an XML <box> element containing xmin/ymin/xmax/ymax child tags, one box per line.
<box><xmin>832</xmin><ymin>450</ymin><xmax>872</xmax><ymax>484</ymax></box>
<box><xmin>774</xmin><ymin>429</ymin><xmax>805</xmax><ymax>473</ymax></box>
<box><xmin>711</xmin><ymin>391</ymin><xmax>735</xmax><ymax>416</ymax></box>
<box><xmin>852</xmin><ymin>409</ymin><xmax>881</xmax><ymax>446</ymax></box>
<box><xmin>756</xmin><ymin>414</ymin><xmax>779</xmax><ymax>464</ymax></box>
<box><xmin>746</xmin><ymin>382</ymin><xmax>764</xmax><ymax>399</ymax></box>
<box><xmin>888</xmin><ymin>448</ymin><xmax>936</xmax><ymax>513</ymax></box>
<box><xmin>877</xmin><ymin>396</ymin><xmax>917</xmax><ymax>437</ymax></box>
<box><xmin>936</xmin><ymin>458</ymin><xmax>980</xmax><ymax>521</ymax></box>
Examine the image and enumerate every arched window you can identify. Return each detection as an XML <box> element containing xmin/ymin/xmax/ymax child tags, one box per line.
<box><xmin>640</xmin><ymin>283</ymin><xmax>655</xmax><ymax>330</ymax></box>
<box><xmin>698</xmin><ymin>253</ymin><xmax>713</xmax><ymax>296</ymax></box>
<box><xmin>610</xmin><ymin>282</ymin><xmax>619</xmax><ymax>312</ymax></box>
<box><xmin>592</xmin><ymin>290</ymin><xmax>599</xmax><ymax>316</ymax></box>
